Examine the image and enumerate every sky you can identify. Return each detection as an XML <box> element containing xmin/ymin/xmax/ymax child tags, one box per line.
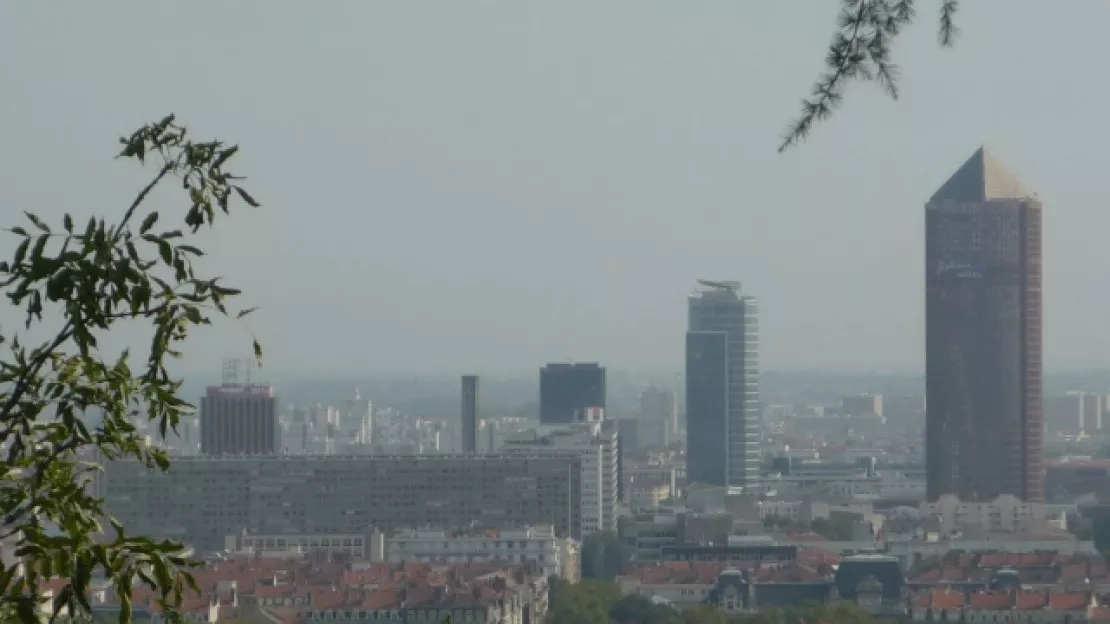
<box><xmin>2</xmin><ymin>1</ymin><xmax>1109</xmax><ymax>378</ymax></box>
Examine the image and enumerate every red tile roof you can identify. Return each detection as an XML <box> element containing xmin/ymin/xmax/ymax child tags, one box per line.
<box><xmin>1048</xmin><ymin>592</ymin><xmax>1089</xmax><ymax>611</ymax></box>
<box><xmin>1015</xmin><ymin>591</ymin><xmax>1047</xmax><ymax>610</ymax></box>
<box><xmin>930</xmin><ymin>589</ymin><xmax>966</xmax><ymax>610</ymax></box>
<box><xmin>310</xmin><ymin>589</ymin><xmax>346</xmax><ymax>611</ymax></box>
<box><xmin>969</xmin><ymin>592</ymin><xmax>1012</xmax><ymax>611</ymax></box>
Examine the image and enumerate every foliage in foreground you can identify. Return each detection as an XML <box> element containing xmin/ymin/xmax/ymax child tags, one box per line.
<box><xmin>581</xmin><ymin>531</ymin><xmax>630</xmax><ymax>581</ymax></box>
<box><xmin>0</xmin><ymin>115</ymin><xmax>260</xmax><ymax>623</ymax></box>
<box><xmin>781</xmin><ymin>0</ymin><xmax>961</xmax><ymax>151</ymax></box>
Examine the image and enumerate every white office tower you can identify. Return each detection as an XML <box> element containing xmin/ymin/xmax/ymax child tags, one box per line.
<box><xmin>337</xmin><ymin>389</ymin><xmax>373</xmax><ymax>453</ymax></box>
<box><xmin>503</xmin><ymin>421</ymin><xmax>619</xmax><ymax>535</ymax></box>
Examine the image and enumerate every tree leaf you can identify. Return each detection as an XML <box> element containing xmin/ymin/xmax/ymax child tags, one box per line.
<box><xmin>253</xmin><ymin>338</ymin><xmax>263</xmax><ymax>365</ymax></box>
<box><xmin>25</xmin><ymin>211</ymin><xmax>50</xmax><ymax>233</ymax></box>
<box><xmin>236</xmin><ymin>307</ymin><xmax>258</xmax><ymax>319</ymax></box>
<box><xmin>140</xmin><ymin>212</ymin><xmax>159</xmax><ymax>235</ymax></box>
<box><xmin>234</xmin><ymin>186</ymin><xmax>261</xmax><ymax>207</ymax></box>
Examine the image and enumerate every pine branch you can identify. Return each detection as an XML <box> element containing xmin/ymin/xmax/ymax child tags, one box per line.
<box><xmin>779</xmin><ymin>0</ymin><xmax>960</xmax><ymax>152</ymax></box>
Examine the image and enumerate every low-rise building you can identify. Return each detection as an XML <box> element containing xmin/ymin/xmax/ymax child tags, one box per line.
<box><xmin>630</xmin><ymin>482</ymin><xmax>673</xmax><ymax>510</ymax></box>
<box><xmin>922</xmin><ymin>494</ymin><xmax>1047</xmax><ymax>535</ymax></box>
<box><xmin>224</xmin><ymin>532</ymin><xmax>374</xmax><ymax>559</ymax></box>
<box><xmin>910</xmin><ymin>589</ymin><xmax>1098</xmax><ymax>623</ymax></box>
<box><xmin>386</xmin><ymin>526</ymin><xmax>580</xmax><ymax>582</ymax></box>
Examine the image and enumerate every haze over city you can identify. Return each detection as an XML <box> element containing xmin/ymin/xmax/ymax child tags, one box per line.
<box><xmin>4</xmin><ymin>0</ymin><xmax>1110</xmax><ymax>377</ymax></box>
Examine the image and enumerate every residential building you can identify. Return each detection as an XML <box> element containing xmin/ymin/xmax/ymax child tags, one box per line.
<box><xmin>103</xmin><ymin>453</ymin><xmax>583</xmax><ymax>552</ymax></box>
<box><xmin>539</xmin><ymin>363</ymin><xmax>606</xmax><ymax>424</ymax></box>
<box><xmin>925</xmin><ymin>147</ymin><xmax>1044</xmax><ymax>502</ymax></box>
<box><xmin>502</xmin><ymin>422</ymin><xmax>618</xmax><ymax>535</ymax></box>
<box><xmin>461</xmin><ymin>375</ymin><xmax>479</xmax><ymax>453</ymax></box>
<box><xmin>199</xmin><ymin>384</ymin><xmax>279</xmax><ymax>456</ymax></box>
<box><xmin>920</xmin><ymin>494</ymin><xmax>1047</xmax><ymax>535</ymax></box>
<box><xmin>223</xmin><ymin>531</ymin><xmax>373</xmax><ymax>559</ymax></box>
<box><xmin>618</xmin><ymin>562</ymin><xmax>835</xmax><ymax>612</ymax></box>
<box><xmin>386</xmin><ymin>526</ymin><xmax>580</xmax><ymax>581</ymax></box>
<box><xmin>661</xmin><ymin>536</ymin><xmax>798</xmax><ymax>567</ymax></box>
<box><xmin>686</xmin><ymin>280</ymin><xmax>760</xmax><ymax>488</ymax></box>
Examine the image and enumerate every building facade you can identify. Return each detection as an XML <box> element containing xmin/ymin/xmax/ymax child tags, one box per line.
<box><xmin>686</xmin><ymin>280</ymin><xmax>760</xmax><ymax>488</ymax></box>
<box><xmin>337</xmin><ymin>389</ymin><xmax>372</xmax><ymax>452</ymax></box>
<box><xmin>199</xmin><ymin>384</ymin><xmax>279</xmax><ymax>455</ymax></box>
<box><xmin>925</xmin><ymin>147</ymin><xmax>1044</xmax><ymax>503</ymax></box>
<box><xmin>640</xmin><ymin>387</ymin><xmax>678</xmax><ymax>447</ymax></box>
<box><xmin>539</xmin><ymin>363</ymin><xmax>606</xmax><ymax>424</ymax></box>
<box><xmin>502</xmin><ymin>422</ymin><xmax>618</xmax><ymax>535</ymax></box>
<box><xmin>387</xmin><ymin>526</ymin><xmax>580</xmax><ymax>581</ymax></box>
<box><xmin>461</xmin><ymin>375</ymin><xmax>479</xmax><ymax>452</ymax></box>
<box><xmin>104</xmin><ymin>453</ymin><xmax>583</xmax><ymax>552</ymax></box>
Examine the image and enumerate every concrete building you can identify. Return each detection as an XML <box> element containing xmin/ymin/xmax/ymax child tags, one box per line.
<box><xmin>920</xmin><ymin>494</ymin><xmax>1047</xmax><ymax>535</ymax></box>
<box><xmin>539</xmin><ymin>363</ymin><xmax>606</xmax><ymax>424</ymax></box>
<box><xmin>1045</xmin><ymin>392</ymin><xmax>1102</xmax><ymax>436</ymax></box>
<box><xmin>640</xmin><ymin>387</ymin><xmax>678</xmax><ymax>447</ymax></box>
<box><xmin>337</xmin><ymin>389</ymin><xmax>372</xmax><ymax>452</ymax></box>
<box><xmin>842</xmin><ymin>394</ymin><xmax>883</xmax><ymax>418</ymax></box>
<box><xmin>503</xmin><ymin>422</ymin><xmax>618</xmax><ymax>535</ymax></box>
<box><xmin>461</xmin><ymin>375</ymin><xmax>479</xmax><ymax>452</ymax></box>
<box><xmin>629</xmin><ymin>482</ymin><xmax>672</xmax><ymax>510</ymax></box>
<box><xmin>199</xmin><ymin>384</ymin><xmax>279</xmax><ymax>456</ymax></box>
<box><xmin>925</xmin><ymin>147</ymin><xmax>1044</xmax><ymax>503</ymax></box>
<box><xmin>387</xmin><ymin>526</ymin><xmax>580</xmax><ymax>581</ymax></box>
<box><xmin>103</xmin><ymin>453</ymin><xmax>583</xmax><ymax>552</ymax></box>
<box><xmin>223</xmin><ymin>531</ymin><xmax>374</xmax><ymax>559</ymax></box>
<box><xmin>1083</xmin><ymin>393</ymin><xmax>1103</xmax><ymax>432</ymax></box>
<box><xmin>687</xmin><ymin>280</ymin><xmax>759</xmax><ymax>489</ymax></box>
<box><xmin>885</xmin><ymin>395</ymin><xmax>926</xmax><ymax>424</ymax></box>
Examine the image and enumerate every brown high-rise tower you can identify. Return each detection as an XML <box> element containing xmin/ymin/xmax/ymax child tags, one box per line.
<box><xmin>925</xmin><ymin>147</ymin><xmax>1043</xmax><ymax>503</ymax></box>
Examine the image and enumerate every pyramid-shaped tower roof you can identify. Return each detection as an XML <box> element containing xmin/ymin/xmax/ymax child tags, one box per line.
<box><xmin>929</xmin><ymin>146</ymin><xmax>1033</xmax><ymax>203</ymax></box>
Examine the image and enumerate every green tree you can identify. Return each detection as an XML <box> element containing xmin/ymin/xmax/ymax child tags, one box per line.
<box><xmin>809</xmin><ymin>515</ymin><xmax>857</xmax><ymax>541</ymax></box>
<box><xmin>781</xmin><ymin>0</ymin><xmax>961</xmax><ymax>150</ymax></box>
<box><xmin>682</xmin><ymin>604</ymin><xmax>726</xmax><ymax>624</ymax></box>
<box><xmin>581</xmin><ymin>531</ymin><xmax>629</xmax><ymax>581</ymax></box>
<box><xmin>547</xmin><ymin>579</ymin><xmax>620</xmax><ymax>624</ymax></box>
<box><xmin>0</xmin><ymin>115</ymin><xmax>260</xmax><ymax>623</ymax></box>
<box><xmin>609</xmin><ymin>594</ymin><xmax>679</xmax><ymax>624</ymax></box>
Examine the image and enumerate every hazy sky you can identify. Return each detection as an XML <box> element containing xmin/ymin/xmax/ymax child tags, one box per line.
<box><xmin>2</xmin><ymin>1</ymin><xmax>1109</xmax><ymax>378</ymax></box>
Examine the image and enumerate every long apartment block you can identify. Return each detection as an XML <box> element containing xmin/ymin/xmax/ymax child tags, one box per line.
<box><xmin>103</xmin><ymin>453</ymin><xmax>582</xmax><ymax>552</ymax></box>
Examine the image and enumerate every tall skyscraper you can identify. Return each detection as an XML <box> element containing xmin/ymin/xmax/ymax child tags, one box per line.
<box><xmin>337</xmin><ymin>389</ymin><xmax>372</xmax><ymax>452</ymax></box>
<box><xmin>461</xmin><ymin>375</ymin><xmax>479</xmax><ymax>452</ymax></box>
<box><xmin>925</xmin><ymin>147</ymin><xmax>1043</xmax><ymax>503</ymax></box>
<box><xmin>199</xmin><ymin>384</ymin><xmax>280</xmax><ymax>455</ymax></box>
<box><xmin>539</xmin><ymin>363</ymin><xmax>606</xmax><ymax>424</ymax></box>
<box><xmin>686</xmin><ymin>280</ymin><xmax>759</xmax><ymax>488</ymax></box>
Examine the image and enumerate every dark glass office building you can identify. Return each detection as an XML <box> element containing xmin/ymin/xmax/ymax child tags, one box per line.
<box><xmin>461</xmin><ymin>375</ymin><xmax>479</xmax><ymax>452</ymax></box>
<box><xmin>539</xmin><ymin>363</ymin><xmax>606</xmax><ymax>424</ymax></box>
<box><xmin>925</xmin><ymin>147</ymin><xmax>1044</xmax><ymax>503</ymax></box>
<box><xmin>686</xmin><ymin>280</ymin><xmax>759</xmax><ymax>488</ymax></box>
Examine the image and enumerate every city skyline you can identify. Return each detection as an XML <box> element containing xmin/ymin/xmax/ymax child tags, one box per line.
<box><xmin>5</xmin><ymin>2</ymin><xmax>1110</xmax><ymax>376</ymax></box>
